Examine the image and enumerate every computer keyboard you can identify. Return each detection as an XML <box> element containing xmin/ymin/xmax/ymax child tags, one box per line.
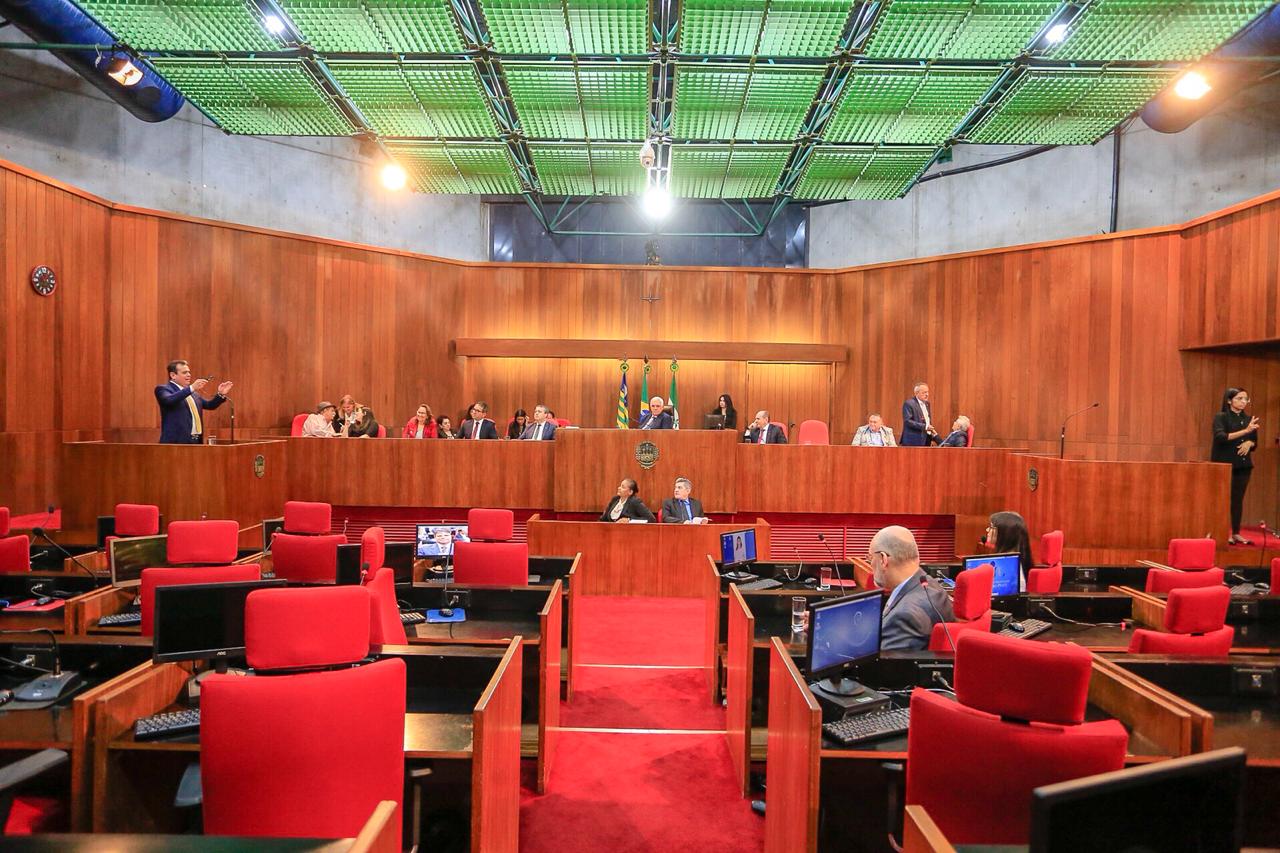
<box><xmin>735</xmin><ymin>577</ymin><xmax>783</xmax><ymax>591</ymax></box>
<box><xmin>822</xmin><ymin>707</ymin><xmax>911</xmax><ymax>747</ymax></box>
<box><xmin>400</xmin><ymin>610</ymin><xmax>426</xmax><ymax>625</ymax></box>
<box><xmin>98</xmin><ymin>611</ymin><xmax>142</xmax><ymax>627</ymax></box>
<box><xmin>133</xmin><ymin>708</ymin><xmax>200</xmax><ymax>741</ymax></box>
<box><xmin>1230</xmin><ymin>583</ymin><xmax>1257</xmax><ymax>597</ymax></box>
<box><xmin>998</xmin><ymin>618</ymin><xmax>1052</xmax><ymax>639</ymax></box>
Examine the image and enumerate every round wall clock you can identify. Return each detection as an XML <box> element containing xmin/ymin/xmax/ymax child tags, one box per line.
<box><xmin>30</xmin><ymin>265</ymin><xmax>57</xmax><ymax>296</ymax></box>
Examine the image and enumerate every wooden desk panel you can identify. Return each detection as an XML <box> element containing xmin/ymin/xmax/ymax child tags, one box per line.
<box><xmin>526</xmin><ymin>519</ymin><xmax>771</xmax><ymax>597</ymax></box>
<box><xmin>59</xmin><ymin>440</ymin><xmax>286</xmax><ymax>548</ymax></box>
<box><xmin>287</xmin><ymin>437</ymin><xmax>553</xmax><ymax>509</ymax></box>
<box><xmin>553</xmin><ymin>428</ymin><xmax>739</xmax><ymax>513</ymax></box>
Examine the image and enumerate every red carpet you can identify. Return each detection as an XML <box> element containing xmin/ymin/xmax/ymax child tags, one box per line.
<box><xmin>521</xmin><ymin>596</ymin><xmax>762</xmax><ymax>852</ymax></box>
<box><xmin>1233</xmin><ymin>525</ymin><xmax>1280</xmax><ymax>551</ymax></box>
<box><xmin>8</xmin><ymin>509</ymin><xmax>59</xmax><ymax>530</ymax></box>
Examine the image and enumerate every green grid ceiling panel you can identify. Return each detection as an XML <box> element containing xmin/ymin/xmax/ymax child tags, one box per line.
<box><xmin>679</xmin><ymin>0</ymin><xmax>854</xmax><ymax>57</ymax></box>
<box><xmin>793</xmin><ymin>145</ymin><xmax>935</xmax><ymax>200</ymax></box>
<box><xmin>506</xmin><ymin>65</ymin><xmax>648</xmax><ymax>140</ymax></box>
<box><xmin>1051</xmin><ymin>0</ymin><xmax>1275</xmax><ymax>62</ymax></box>
<box><xmin>327</xmin><ymin>62</ymin><xmax>499</xmax><ymax>137</ymax></box>
<box><xmin>149</xmin><ymin>58</ymin><xmax>355</xmax><ymax>135</ymax></box>
<box><xmin>722</xmin><ymin>145</ymin><xmax>790</xmax><ymax>197</ymax></box>
<box><xmin>504</xmin><ymin>65</ymin><xmax>583</xmax><ymax>138</ymax></box>
<box><xmin>387</xmin><ymin>143</ymin><xmax>470</xmax><ymax>193</ymax></box>
<box><xmin>587</xmin><ymin>144</ymin><xmax>646</xmax><ymax>194</ymax></box>
<box><xmin>483</xmin><ymin>0</ymin><xmax>647</xmax><ymax>54</ymax></box>
<box><xmin>670</xmin><ymin>144</ymin><xmax>787</xmax><ymax>198</ymax></box>
<box><xmin>671</xmin><ymin>146</ymin><xmax>732</xmax><ymax>197</ymax></box>
<box><xmin>864</xmin><ymin>0</ymin><xmax>1062</xmax><ymax>60</ymax></box>
<box><xmin>73</xmin><ymin>0</ymin><xmax>279</xmax><ymax>51</ymax></box>
<box><xmin>824</xmin><ymin>67</ymin><xmax>1001</xmax><ymax>144</ymax></box>
<box><xmin>575</xmin><ymin>66</ymin><xmax>650</xmax><ymax>140</ymax></box>
<box><xmin>736</xmin><ymin>67</ymin><xmax>824</xmax><ymax>141</ymax></box>
<box><xmin>528</xmin><ymin>144</ymin><xmax>596</xmax><ymax>194</ymax></box>
<box><xmin>969</xmin><ymin>69</ymin><xmax>1176</xmax><ymax>145</ymax></box>
<box><xmin>672</xmin><ymin>66</ymin><xmax>750</xmax><ymax>139</ymax></box>
<box><xmin>448</xmin><ymin>145</ymin><xmax>523</xmax><ymax>193</ymax></box>
<box><xmin>679</xmin><ymin>0</ymin><xmax>766</xmax><ymax>55</ymax></box>
<box><xmin>756</xmin><ymin>0</ymin><xmax>856</xmax><ymax>57</ymax></box>
<box><xmin>280</xmin><ymin>0</ymin><xmax>464</xmax><ymax>53</ymax></box>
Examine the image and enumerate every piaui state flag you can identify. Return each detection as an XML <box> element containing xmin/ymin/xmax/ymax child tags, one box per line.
<box><xmin>616</xmin><ymin>360</ymin><xmax>629</xmax><ymax>429</ymax></box>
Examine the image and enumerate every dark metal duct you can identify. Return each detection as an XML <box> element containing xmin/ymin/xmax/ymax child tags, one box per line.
<box><xmin>0</xmin><ymin>0</ymin><xmax>184</xmax><ymax>122</ymax></box>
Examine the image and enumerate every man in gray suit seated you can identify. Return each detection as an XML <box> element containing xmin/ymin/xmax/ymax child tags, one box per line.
<box><xmin>870</xmin><ymin>525</ymin><xmax>954</xmax><ymax>651</ymax></box>
<box><xmin>851</xmin><ymin>413</ymin><xmax>897</xmax><ymax>447</ymax></box>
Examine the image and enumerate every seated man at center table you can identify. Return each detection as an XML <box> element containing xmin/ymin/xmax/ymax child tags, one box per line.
<box><xmin>661</xmin><ymin>477</ymin><xmax>708</xmax><ymax>524</ymax></box>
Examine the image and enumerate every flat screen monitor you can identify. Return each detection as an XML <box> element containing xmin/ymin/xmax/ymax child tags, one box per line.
<box><xmin>805</xmin><ymin>590</ymin><xmax>884</xmax><ymax>681</ymax></box>
<box><xmin>152</xmin><ymin>579</ymin><xmax>285</xmax><ymax>664</ymax></box>
<box><xmin>963</xmin><ymin>552</ymin><xmax>1021</xmax><ymax>597</ymax></box>
<box><xmin>703</xmin><ymin>413</ymin><xmax>725</xmax><ymax>430</ymax></box>
<box><xmin>415</xmin><ymin>524</ymin><xmax>469</xmax><ymax>559</ymax></box>
<box><xmin>109</xmin><ymin>534</ymin><xmax>167</xmax><ymax>589</ymax></box>
<box><xmin>720</xmin><ymin>529</ymin><xmax>757</xmax><ymax>567</ymax></box>
<box><xmin>1029</xmin><ymin>747</ymin><xmax>1245</xmax><ymax>853</ymax></box>
<box><xmin>385</xmin><ymin>542</ymin><xmax>414</xmax><ymax>582</ymax></box>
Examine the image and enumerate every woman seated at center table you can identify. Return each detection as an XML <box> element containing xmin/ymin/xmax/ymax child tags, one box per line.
<box><xmin>599</xmin><ymin>478</ymin><xmax>656</xmax><ymax>523</ymax></box>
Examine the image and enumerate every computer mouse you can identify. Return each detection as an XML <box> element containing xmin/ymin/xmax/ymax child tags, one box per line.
<box><xmin>439</xmin><ymin>608</ymin><xmax>454</xmax><ymax>618</ymax></box>
<box><xmin>1007</xmin><ymin>621</ymin><xmax>1026</xmax><ymax>633</ymax></box>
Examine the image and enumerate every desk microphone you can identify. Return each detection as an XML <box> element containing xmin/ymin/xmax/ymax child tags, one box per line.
<box><xmin>919</xmin><ymin>576</ymin><xmax>956</xmax><ymax>654</ymax></box>
<box><xmin>226</xmin><ymin>396</ymin><xmax>236</xmax><ymax>444</ymax></box>
<box><xmin>1058</xmin><ymin>402</ymin><xmax>1100</xmax><ymax>459</ymax></box>
<box><xmin>816</xmin><ymin>534</ymin><xmax>846</xmax><ymax>589</ymax></box>
<box><xmin>31</xmin><ymin>522</ymin><xmax>97</xmax><ymax>581</ymax></box>
<box><xmin>0</xmin><ymin>628</ymin><xmax>81</xmax><ymax>701</ymax></box>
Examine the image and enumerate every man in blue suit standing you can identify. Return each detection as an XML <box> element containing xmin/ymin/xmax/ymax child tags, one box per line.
<box><xmin>155</xmin><ymin>359</ymin><xmax>233</xmax><ymax>444</ymax></box>
<box><xmin>900</xmin><ymin>382</ymin><xmax>941</xmax><ymax>446</ymax></box>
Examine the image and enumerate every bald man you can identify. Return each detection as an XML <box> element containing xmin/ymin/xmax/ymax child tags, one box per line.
<box><xmin>870</xmin><ymin>525</ymin><xmax>954</xmax><ymax>651</ymax></box>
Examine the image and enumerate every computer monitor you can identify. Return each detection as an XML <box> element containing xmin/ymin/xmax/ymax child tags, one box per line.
<box><xmin>805</xmin><ymin>591</ymin><xmax>884</xmax><ymax>696</ymax></box>
<box><xmin>385</xmin><ymin>542</ymin><xmax>414</xmax><ymax>582</ymax></box>
<box><xmin>703</xmin><ymin>413</ymin><xmax>725</xmax><ymax>430</ymax></box>
<box><xmin>963</xmin><ymin>552</ymin><xmax>1021</xmax><ymax>597</ymax></box>
<box><xmin>152</xmin><ymin>579</ymin><xmax>284</xmax><ymax>667</ymax></box>
<box><xmin>109</xmin><ymin>534</ymin><xmax>167</xmax><ymax>589</ymax></box>
<box><xmin>415</xmin><ymin>524</ymin><xmax>469</xmax><ymax>559</ymax></box>
<box><xmin>1029</xmin><ymin>747</ymin><xmax>1245</xmax><ymax>853</ymax></box>
<box><xmin>720</xmin><ymin>529</ymin><xmax>757</xmax><ymax>568</ymax></box>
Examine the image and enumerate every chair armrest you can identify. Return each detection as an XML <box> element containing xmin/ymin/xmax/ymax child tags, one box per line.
<box><xmin>0</xmin><ymin>749</ymin><xmax>68</xmax><ymax>796</ymax></box>
<box><xmin>174</xmin><ymin>761</ymin><xmax>203</xmax><ymax>808</ymax></box>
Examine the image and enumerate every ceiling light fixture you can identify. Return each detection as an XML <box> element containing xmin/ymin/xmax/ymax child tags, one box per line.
<box><xmin>380</xmin><ymin>162</ymin><xmax>407</xmax><ymax>191</ymax></box>
<box><xmin>263</xmin><ymin>13</ymin><xmax>286</xmax><ymax>35</ymax></box>
<box><xmin>103</xmin><ymin>57</ymin><xmax>143</xmax><ymax>87</ymax></box>
<box><xmin>1174</xmin><ymin>71</ymin><xmax>1211</xmax><ymax>100</ymax></box>
<box><xmin>641</xmin><ymin>185</ymin><xmax>672</xmax><ymax>220</ymax></box>
<box><xmin>1045</xmin><ymin>23</ymin><xmax>1069</xmax><ymax>44</ymax></box>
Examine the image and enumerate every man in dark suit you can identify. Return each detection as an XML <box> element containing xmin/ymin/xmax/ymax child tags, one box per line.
<box><xmin>519</xmin><ymin>404</ymin><xmax>558</xmax><ymax>441</ymax></box>
<box><xmin>743</xmin><ymin>410</ymin><xmax>787</xmax><ymax>444</ymax></box>
<box><xmin>661</xmin><ymin>477</ymin><xmax>707</xmax><ymax>524</ymax></box>
<box><xmin>639</xmin><ymin>397</ymin><xmax>674</xmax><ymax>430</ymax></box>
<box><xmin>870</xmin><ymin>525</ymin><xmax>954</xmax><ymax>651</ymax></box>
<box><xmin>901</xmin><ymin>382</ymin><xmax>941</xmax><ymax>446</ymax></box>
<box><xmin>459</xmin><ymin>401</ymin><xmax>498</xmax><ymax>440</ymax></box>
<box><xmin>154</xmin><ymin>359</ymin><xmax>232</xmax><ymax>444</ymax></box>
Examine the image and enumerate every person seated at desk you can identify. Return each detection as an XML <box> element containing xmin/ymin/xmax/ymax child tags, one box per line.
<box><xmin>600</xmin><ymin>479</ymin><xmax>656</xmax><ymax>523</ymax></box>
<box><xmin>639</xmin><ymin>397</ymin><xmax>674</xmax><ymax>430</ymax></box>
<box><xmin>743</xmin><ymin>410</ymin><xmax>787</xmax><ymax>444</ymax></box>
<box><xmin>871</xmin><ymin>525</ymin><xmax>954</xmax><ymax>651</ymax></box>
<box><xmin>851</xmin><ymin>413</ymin><xmax>896</xmax><ymax>447</ymax></box>
<box><xmin>333</xmin><ymin>394</ymin><xmax>358</xmax><ymax>434</ymax></box>
<box><xmin>347</xmin><ymin>405</ymin><xmax>380</xmax><ymax>438</ymax></box>
<box><xmin>939</xmin><ymin>415</ymin><xmax>971</xmax><ymax>447</ymax></box>
<box><xmin>436</xmin><ymin>415</ymin><xmax>457</xmax><ymax>439</ymax></box>
<box><xmin>662</xmin><ymin>477</ymin><xmax>707</xmax><ymax>524</ymax></box>
<box><xmin>403</xmin><ymin>404</ymin><xmax>437</xmax><ymax>439</ymax></box>
<box><xmin>985</xmin><ymin>510</ymin><xmax>1031</xmax><ymax>591</ymax></box>
<box><xmin>520</xmin><ymin>404</ymin><xmax>558</xmax><ymax>441</ymax></box>
<box><xmin>711</xmin><ymin>393</ymin><xmax>737</xmax><ymax>431</ymax></box>
<box><xmin>302</xmin><ymin>401</ymin><xmax>349</xmax><ymax>438</ymax></box>
<box><xmin>460</xmin><ymin>402</ymin><xmax>498</xmax><ymax>440</ymax></box>
<box><xmin>154</xmin><ymin>358</ymin><xmax>233</xmax><ymax>444</ymax></box>
<box><xmin>506</xmin><ymin>408</ymin><xmax>528</xmax><ymax>440</ymax></box>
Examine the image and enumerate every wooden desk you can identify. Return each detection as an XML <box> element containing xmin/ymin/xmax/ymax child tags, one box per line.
<box><xmin>93</xmin><ymin>643</ymin><xmax>521</xmax><ymax>853</ymax></box>
<box><xmin>0</xmin><ymin>572</ymin><xmax>104</xmax><ymax>633</ymax></box>
<box><xmin>527</xmin><ymin>518</ymin><xmax>771</xmax><ymax>596</ymax></box>
<box><xmin>59</xmin><ymin>441</ymin><xmax>287</xmax><ymax>549</ymax></box>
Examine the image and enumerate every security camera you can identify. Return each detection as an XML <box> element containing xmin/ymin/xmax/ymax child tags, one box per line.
<box><xmin>639</xmin><ymin>139</ymin><xmax>655</xmax><ymax>169</ymax></box>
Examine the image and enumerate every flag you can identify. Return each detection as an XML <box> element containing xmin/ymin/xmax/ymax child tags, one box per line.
<box><xmin>668</xmin><ymin>358</ymin><xmax>680</xmax><ymax>429</ymax></box>
<box><xmin>616</xmin><ymin>360</ymin><xmax>629</xmax><ymax>429</ymax></box>
<box><xmin>639</xmin><ymin>357</ymin><xmax>651</xmax><ymax>425</ymax></box>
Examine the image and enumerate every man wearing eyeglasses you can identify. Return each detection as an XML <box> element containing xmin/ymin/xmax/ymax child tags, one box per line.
<box><xmin>870</xmin><ymin>525</ymin><xmax>954</xmax><ymax>651</ymax></box>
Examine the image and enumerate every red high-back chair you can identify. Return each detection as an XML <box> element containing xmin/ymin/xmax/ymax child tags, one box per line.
<box><xmin>454</xmin><ymin>508</ymin><xmax>528</xmax><ymax>586</ymax></box>
<box><xmin>1167</xmin><ymin>538</ymin><xmax>1217</xmax><ymax>571</ymax></box>
<box><xmin>290</xmin><ymin>413</ymin><xmax>309</xmax><ymax>436</ymax></box>
<box><xmin>1128</xmin><ymin>586</ymin><xmax>1234</xmax><ymax>655</ymax></box>
<box><xmin>361</xmin><ymin>526</ymin><xmax>386</xmax><ymax>577</ymax></box>
<box><xmin>906</xmin><ymin>632</ymin><xmax>1129</xmax><ymax>844</ymax></box>
<box><xmin>282</xmin><ymin>501</ymin><xmax>331</xmax><ymax>534</ymax></box>
<box><xmin>966</xmin><ymin>423</ymin><xmax>975</xmax><ymax>447</ymax></box>
<box><xmin>139</xmin><ymin>564</ymin><xmax>262</xmax><ymax>637</ymax></box>
<box><xmin>202</xmin><ymin>586</ymin><xmax>405</xmax><ymax>846</ymax></box>
<box><xmin>769</xmin><ymin>421</ymin><xmax>789</xmax><ymax>440</ymax></box>
<box><xmin>928</xmin><ymin>564</ymin><xmax>993</xmax><ymax>651</ymax></box>
<box><xmin>0</xmin><ymin>508</ymin><xmax>8</xmax><ymax>536</ymax></box>
<box><xmin>166</xmin><ymin>520</ymin><xmax>240</xmax><ymax>565</ymax></box>
<box><xmin>114</xmin><ymin>504</ymin><xmax>161</xmax><ymax>537</ymax></box>
<box><xmin>1145</xmin><ymin>566</ymin><xmax>1224</xmax><ymax>594</ymax></box>
<box><xmin>270</xmin><ymin>533</ymin><xmax>344</xmax><ymax>583</ymax></box>
<box><xmin>1028</xmin><ymin>530</ymin><xmax>1064</xmax><ymax>594</ymax></box>
<box><xmin>0</xmin><ymin>536</ymin><xmax>30</xmax><ymax>574</ymax></box>
<box><xmin>366</xmin><ymin>567</ymin><xmax>407</xmax><ymax>646</ymax></box>
<box><xmin>796</xmin><ymin>420</ymin><xmax>829</xmax><ymax>445</ymax></box>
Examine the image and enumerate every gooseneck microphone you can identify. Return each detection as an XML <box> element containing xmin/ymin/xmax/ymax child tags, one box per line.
<box><xmin>816</xmin><ymin>533</ymin><xmax>846</xmax><ymax>589</ymax></box>
<box><xmin>1059</xmin><ymin>402</ymin><xmax>1101</xmax><ymax>459</ymax></box>
<box><xmin>919</xmin><ymin>576</ymin><xmax>956</xmax><ymax>654</ymax></box>
<box><xmin>31</xmin><ymin>510</ymin><xmax>97</xmax><ymax>581</ymax></box>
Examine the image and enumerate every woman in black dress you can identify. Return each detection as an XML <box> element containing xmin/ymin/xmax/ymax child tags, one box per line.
<box><xmin>713</xmin><ymin>394</ymin><xmax>737</xmax><ymax>430</ymax></box>
<box><xmin>506</xmin><ymin>409</ymin><xmax>528</xmax><ymax>440</ymax></box>
<box><xmin>1212</xmin><ymin>387</ymin><xmax>1261</xmax><ymax>544</ymax></box>
<box><xmin>599</xmin><ymin>478</ymin><xmax>656</xmax><ymax>523</ymax></box>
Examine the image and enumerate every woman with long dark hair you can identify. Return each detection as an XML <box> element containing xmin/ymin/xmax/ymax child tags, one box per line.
<box><xmin>506</xmin><ymin>409</ymin><xmax>529</xmax><ymax>440</ymax></box>
<box><xmin>713</xmin><ymin>393</ymin><xmax>737</xmax><ymax>430</ymax></box>
<box><xmin>1213</xmin><ymin>387</ymin><xmax>1260</xmax><ymax>544</ymax></box>
<box><xmin>987</xmin><ymin>510</ymin><xmax>1032</xmax><ymax>592</ymax></box>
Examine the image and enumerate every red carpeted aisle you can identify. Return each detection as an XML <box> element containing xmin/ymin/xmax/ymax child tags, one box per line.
<box><xmin>520</xmin><ymin>596</ymin><xmax>763</xmax><ymax>853</ymax></box>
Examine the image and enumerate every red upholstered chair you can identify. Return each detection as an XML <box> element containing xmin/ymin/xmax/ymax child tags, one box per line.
<box><xmin>906</xmin><ymin>632</ymin><xmax>1129</xmax><ymax>845</ymax></box>
<box><xmin>553</xmin><ymin>418</ymin><xmax>571</xmax><ymax>428</ymax></box>
<box><xmin>928</xmin><ymin>564</ymin><xmax>993</xmax><ymax>651</ymax></box>
<box><xmin>966</xmin><ymin>424</ymin><xmax>975</xmax><ymax>447</ymax></box>
<box><xmin>114</xmin><ymin>504</ymin><xmax>160</xmax><ymax>537</ymax></box>
<box><xmin>796</xmin><ymin>420</ymin><xmax>829</xmax><ymax>446</ymax></box>
<box><xmin>361</xmin><ymin>526</ymin><xmax>386</xmax><ymax>577</ymax></box>
<box><xmin>454</xmin><ymin>508</ymin><xmax>527</xmax><ymax>585</ymax></box>
<box><xmin>282</xmin><ymin>501</ymin><xmax>331</xmax><ymax>535</ymax></box>
<box><xmin>770</xmin><ymin>421</ymin><xmax>789</xmax><ymax>440</ymax></box>
<box><xmin>367</xmin><ymin>567</ymin><xmax>407</xmax><ymax>646</ymax></box>
<box><xmin>1167</xmin><ymin>538</ymin><xmax>1218</xmax><ymax>571</ymax></box>
<box><xmin>0</xmin><ymin>508</ymin><xmax>8</xmax><ymax>537</ymax></box>
<box><xmin>1145</xmin><ymin>566</ymin><xmax>1224</xmax><ymax>594</ymax></box>
<box><xmin>469</xmin><ymin>508</ymin><xmax>514</xmax><ymax>542</ymax></box>
<box><xmin>1128</xmin><ymin>586</ymin><xmax>1234</xmax><ymax>656</ymax></box>
<box><xmin>290</xmin><ymin>413</ymin><xmax>309</xmax><ymax>436</ymax></box>
<box><xmin>1272</xmin><ymin>558</ymin><xmax>1280</xmax><ymax>595</ymax></box>
<box><xmin>166</xmin><ymin>520</ymin><xmax>239</xmax><ymax>565</ymax></box>
<box><xmin>0</xmin><ymin>536</ymin><xmax>30</xmax><ymax>574</ymax></box>
<box><xmin>375</xmin><ymin>424</ymin><xmax>387</xmax><ymax>438</ymax></box>
<box><xmin>139</xmin><ymin>564</ymin><xmax>262</xmax><ymax>637</ymax></box>
<box><xmin>202</xmin><ymin>586</ymin><xmax>404</xmax><ymax>846</ymax></box>
<box><xmin>269</xmin><ymin>533</ymin><xmax>344</xmax><ymax>583</ymax></box>
<box><xmin>1028</xmin><ymin>530</ymin><xmax>1064</xmax><ymax>594</ymax></box>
